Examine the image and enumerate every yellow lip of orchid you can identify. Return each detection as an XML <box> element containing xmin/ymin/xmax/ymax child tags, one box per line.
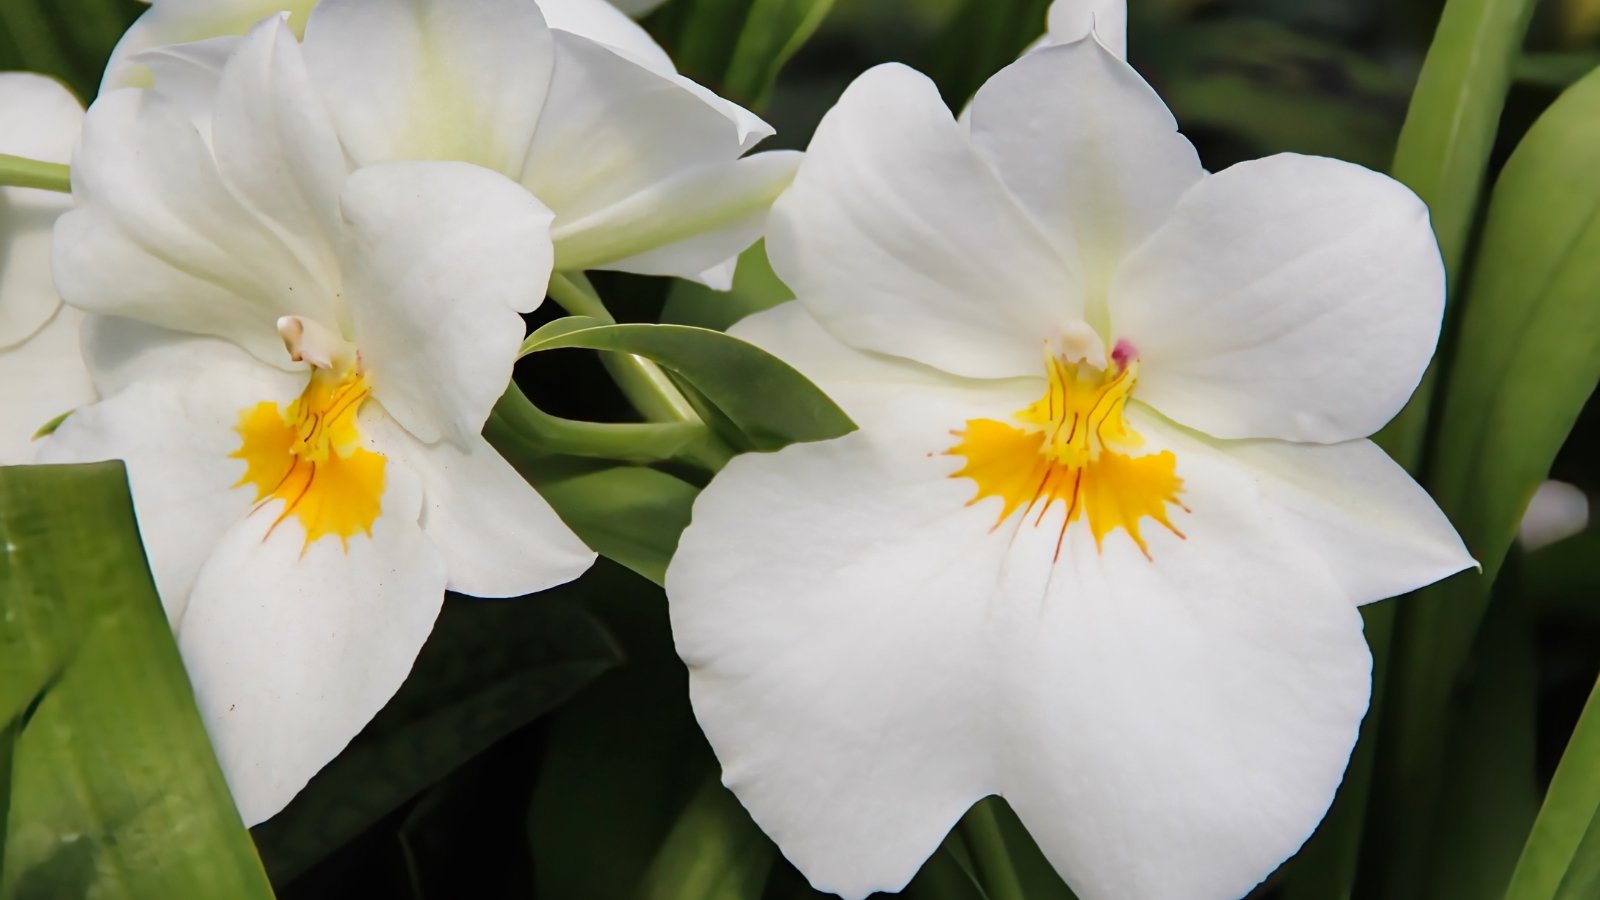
<box><xmin>946</xmin><ymin>339</ymin><xmax>1186</xmax><ymax>559</ymax></box>
<box><xmin>231</xmin><ymin>317</ymin><xmax>386</xmax><ymax>553</ymax></box>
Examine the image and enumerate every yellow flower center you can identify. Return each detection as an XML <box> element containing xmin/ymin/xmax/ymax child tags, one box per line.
<box><xmin>231</xmin><ymin>365</ymin><xmax>386</xmax><ymax>551</ymax></box>
<box><xmin>947</xmin><ymin>345</ymin><xmax>1187</xmax><ymax>559</ymax></box>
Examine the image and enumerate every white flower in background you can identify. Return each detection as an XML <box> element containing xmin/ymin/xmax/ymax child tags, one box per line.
<box><xmin>0</xmin><ymin>73</ymin><xmax>94</xmax><ymax>464</ymax></box>
<box><xmin>666</xmin><ymin>25</ymin><xmax>1475</xmax><ymax>900</ymax></box>
<box><xmin>104</xmin><ymin>0</ymin><xmax>795</xmax><ymax>289</ymax></box>
<box><xmin>41</xmin><ymin>18</ymin><xmax>595</xmax><ymax>824</ymax></box>
<box><xmin>1518</xmin><ymin>480</ymin><xmax>1589</xmax><ymax>551</ymax></box>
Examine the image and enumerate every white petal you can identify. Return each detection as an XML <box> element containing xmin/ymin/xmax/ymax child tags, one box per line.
<box><xmin>0</xmin><ymin>306</ymin><xmax>94</xmax><ymax>465</ymax></box>
<box><xmin>102</xmin><ymin>0</ymin><xmax>317</xmax><ymax>91</ymax></box>
<box><xmin>127</xmin><ymin>37</ymin><xmax>237</xmax><ymax>138</ymax></box>
<box><xmin>38</xmin><ymin>326</ymin><xmax>301</xmax><ymax>624</ymax></box>
<box><xmin>522</xmin><ymin>31</ymin><xmax>748</xmax><ymax>225</ymax></box>
<box><xmin>669</xmin><ymin>427</ymin><xmax>1011</xmax><ymax>900</ymax></box>
<box><xmin>1519</xmin><ymin>480</ymin><xmax>1589</xmax><ymax>551</ymax></box>
<box><xmin>966</xmin><ymin>40</ymin><xmax>1201</xmax><ymax>329</ymax></box>
<box><xmin>339</xmin><ymin>161</ymin><xmax>554</xmax><ymax>446</ymax></box>
<box><xmin>1045</xmin><ymin>0</ymin><xmax>1128</xmax><ymax>59</ymax></box>
<box><xmin>178</xmin><ymin>447</ymin><xmax>445</xmax><ymax>825</ymax></box>
<box><xmin>552</xmin><ymin>151</ymin><xmax>799</xmax><ymax>277</ymax></box>
<box><xmin>56</xmin><ymin>87</ymin><xmax>339</xmax><ymax>366</ymax></box>
<box><xmin>1112</xmin><ymin>154</ymin><xmax>1446</xmax><ymax>443</ymax></box>
<box><xmin>729</xmin><ymin>300</ymin><xmax>1039</xmax><ymax>433</ymax></box>
<box><xmin>1209</xmin><ymin>433</ymin><xmax>1474</xmax><ymax>604</ymax></box>
<box><xmin>1003</xmin><ymin>411</ymin><xmax>1371</xmax><ymax>900</ymax></box>
<box><xmin>0</xmin><ymin>73</ymin><xmax>80</xmax><ymax>348</ymax></box>
<box><xmin>208</xmin><ymin>17</ymin><xmax>346</xmax><ymax>293</ymax></box>
<box><xmin>300</xmin><ymin>0</ymin><xmax>554</xmax><ymax>173</ymax></box>
<box><xmin>536</xmin><ymin>0</ymin><xmax>674</xmax><ymax>73</ymax></box>
<box><xmin>365</xmin><ymin>414</ymin><xmax>595</xmax><ymax>598</ymax></box>
<box><xmin>767</xmin><ymin>64</ymin><xmax>1077</xmax><ymax>380</ymax></box>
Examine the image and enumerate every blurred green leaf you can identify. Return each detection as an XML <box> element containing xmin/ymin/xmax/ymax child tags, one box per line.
<box><xmin>1504</xmin><ymin>677</ymin><xmax>1600</xmax><ymax>900</ymax></box>
<box><xmin>1419</xmin><ymin>595</ymin><xmax>1540</xmax><ymax>900</ymax></box>
<box><xmin>652</xmin><ymin>0</ymin><xmax>838</xmax><ymax>106</ymax></box>
<box><xmin>1144</xmin><ymin>18</ymin><xmax>1410</xmax><ymax>171</ymax></box>
<box><xmin>1378</xmin><ymin>0</ymin><xmax>1538</xmax><ymax>465</ymax></box>
<box><xmin>924</xmin><ymin>0</ymin><xmax>1048</xmax><ymax>106</ymax></box>
<box><xmin>529</xmin><ymin>564</ymin><xmax>719</xmax><ymax>899</ymax></box>
<box><xmin>0</xmin><ymin>0</ymin><xmax>142</xmax><ymax>100</ymax></box>
<box><xmin>0</xmin><ymin>462</ymin><xmax>274</xmax><ymax>899</ymax></box>
<box><xmin>493</xmin><ymin>451</ymin><xmax>701</xmax><ymax>586</ymax></box>
<box><xmin>724</xmin><ymin>0</ymin><xmax>838</xmax><ymax>105</ymax></box>
<box><xmin>251</xmin><ymin>588</ymin><xmax>619</xmax><ymax>883</ymax></box>
<box><xmin>638</xmin><ymin>776</ymin><xmax>775</xmax><ymax>900</ymax></box>
<box><xmin>660</xmin><ymin>240</ymin><xmax>793</xmax><ymax>332</ymax></box>
<box><xmin>520</xmin><ymin>321</ymin><xmax>855</xmax><ymax>451</ymax></box>
<box><xmin>1375</xmin><ymin>57</ymin><xmax>1600</xmax><ymax>900</ymax></box>
<box><xmin>1514</xmin><ymin>52</ymin><xmax>1600</xmax><ymax>88</ymax></box>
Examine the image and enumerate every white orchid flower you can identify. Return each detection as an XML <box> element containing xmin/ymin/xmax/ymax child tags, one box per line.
<box><xmin>41</xmin><ymin>17</ymin><xmax>595</xmax><ymax>825</ymax></box>
<box><xmin>665</xmin><ymin>34</ymin><xmax>1475</xmax><ymax>900</ymax></box>
<box><xmin>0</xmin><ymin>73</ymin><xmax>94</xmax><ymax>464</ymax></box>
<box><xmin>104</xmin><ymin>0</ymin><xmax>796</xmax><ymax>289</ymax></box>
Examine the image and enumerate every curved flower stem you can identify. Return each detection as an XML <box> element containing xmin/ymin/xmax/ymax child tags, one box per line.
<box><xmin>489</xmin><ymin>384</ymin><xmax>711</xmax><ymax>465</ymax></box>
<box><xmin>962</xmin><ymin>799</ymin><xmax>1027</xmax><ymax>900</ymax></box>
<box><xmin>546</xmin><ymin>272</ymin><xmax>701</xmax><ymax>424</ymax></box>
<box><xmin>0</xmin><ymin>153</ymin><xmax>70</xmax><ymax>192</ymax></box>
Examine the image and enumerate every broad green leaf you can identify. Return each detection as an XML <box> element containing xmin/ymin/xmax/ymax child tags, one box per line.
<box><xmin>637</xmin><ymin>776</ymin><xmax>775</xmax><ymax>900</ymax></box>
<box><xmin>1378</xmin><ymin>0</ymin><xmax>1538</xmax><ymax>464</ymax></box>
<box><xmin>251</xmin><ymin>588</ymin><xmax>618</xmax><ymax>883</ymax></box>
<box><xmin>520</xmin><ymin>321</ymin><xmax>855</xmax><ymax>451</ymax></box>
<box><xmin>0</xmin><ymin>462</ymin><xmax>274</xmax><ymax>899</ymax></box>
<box><xmin>0</xmin><ymin>0</ymin><xmax>142</xmax><ymax>99</ymax></box>
<box><xmin>486</xmin><ymin>443</ymin><xmax>701</xmax><ymax>586</ymax></box>
<box><xmin>529</xmin><ymin>564</ymin><xmax>718</xmax><ymax>900</ymax></box>
<box><xmin>1375</xmin><ymin>60</ymin><xmax>1600</xmax><ymax>900</ymax></box>
<box><xmin>1504</xmin><ymin>677</ymin><xmax>1600</xmax><ymax>900</ymax></box>
<box><xmin>1143</xmin><ymin>18</ymin><xmax>1410</xmax><ymax>171</ymax></box>
<box><xmin>661</xmin><ymin>241</ymin><xmax>793</xmax><ymax>332</ymax></box>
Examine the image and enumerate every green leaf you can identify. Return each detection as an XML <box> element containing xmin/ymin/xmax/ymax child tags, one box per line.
<box><xmin>925</xmin><ymin>0</ymin><xmax>1049</xmax><ymax>107</ymax></box>
<box><xmin>251</xmin><ymin>587</ymin><xmax>619</xmax><ymax>883</ymax></box>
<box><xmin>721</xmin><ymin>0</ymin><xmax>838</xmax><ymax>106</ymax></box>
<box><xmin>1374</xmin><ymin>58</ymin><xmax>1600</xmax><ymax>900</ymax></box>
<box><xmin>0</xmin><ymin>462</ymin><xmax>274</xmax><ymax>899</ymax></box>
<box><xmin>486</xmin><ymin>447</ymin><xmax>701</xmax><ymax>587</ymax></box>
<box><xmin>1378</xmin><ymin>0</ymin><xmax>1538</xmax><ymax>465</ymax></box>
<box><xmin>1417</xmin><ymin>595</ymin><xmax>1540</xmax><ymax>900</ymax></box>
<box><xmin>637</xmin><ymin>776</ymin><xmax>776</xmax><ymax>900</ymax></box>
<box><xmin>520</xmin><ymin>321</ymin><xmax>855</xmax><ymax>451</ymax></box>
<box><xmin>651</xmin><ymin>0</ymin><xmax>836</xmax><ymax>106</ymax></box>
<box><xmin>660</xmin><ymin>241</ymin><xmax>793</xmax><ymax>332</ymax></box>
<box><xmin>529</xmin><ymin>564</ymin><xmax>719</xmax><ymax>900</ymax></box>
<box><xmin>0</xmin><ymin>0</ymin><xmax>143</xmax><ymax>99</ymax></box>
<box><xmin>1504</xmin><ymin>677</ymin><xmax>1600</xmax><ymax>900</ymax></box>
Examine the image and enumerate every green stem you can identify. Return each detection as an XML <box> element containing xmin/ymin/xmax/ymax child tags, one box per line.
<box><xmin>489</xmin><ymin>385</ymin><xmax>711</xmax><ymax>465</ymax></box>
<box><xmin>546</xmin><ymin>272</ymin><xmax>702</xmax><ymax>424</ymax></box>
<box><xmin>963</xmin><ymin>799</ymin><xmax>1027</xmax><ymax>900</ymax></box>
<box><xmin>0</xmin><ymin>153</ymin><xmax>70</xmax><ymax>192</ymax></box>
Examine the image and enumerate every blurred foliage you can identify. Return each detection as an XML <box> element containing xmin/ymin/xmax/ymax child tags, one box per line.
<box><xmin>3</xmin><ymin>0</ymin><xmax>1600</xmax><ymax>898</ymax></box>
<box><xmin>0</xmin><ymin>463</ymin><xmax>274</xmax><ymax>899</ymax></box>
<box><xmin>0</xmin><ymin>0</ymin><xmax>139</xmax><ymax>100</ymax></box>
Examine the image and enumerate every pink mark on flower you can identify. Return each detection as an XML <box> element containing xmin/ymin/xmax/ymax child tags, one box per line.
<box><xmin>1112</xmin><ymin>339</ymin><xmax>1138</xmax><ymax>370</ymax></box>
